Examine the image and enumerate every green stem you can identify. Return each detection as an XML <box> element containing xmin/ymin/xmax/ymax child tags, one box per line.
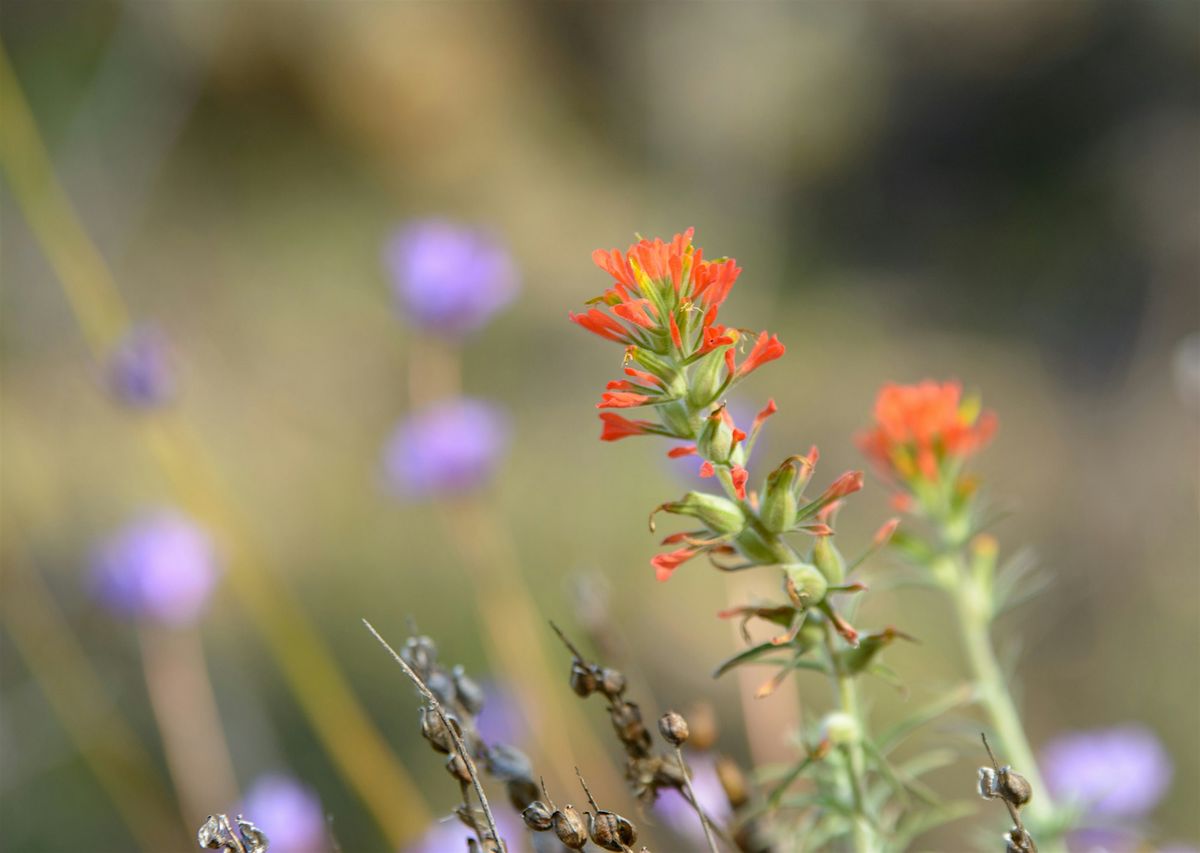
<box><xmin>836</xmin><ymin>673</ymin><xmax>878</xmax><ymax>853</ymax></box>
<box><xmin>950</xmin><ymin>569</ymin><xmax>1062</xmax><ymax>850</ymax></box>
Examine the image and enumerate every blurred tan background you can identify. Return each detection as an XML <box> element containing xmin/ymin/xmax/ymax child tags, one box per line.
<box><xmin>2</xmin><ymin>2</ymin><xmax>1197</xmax><ymax>850</ymax></box>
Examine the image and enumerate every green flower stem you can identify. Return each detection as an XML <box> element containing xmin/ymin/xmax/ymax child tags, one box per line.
<box><xmin>950</xmin><ymin>568</ymin><xmax>1061</xmax><ymax>848</ymax></box>
<box><xmin>835</xmin><ymin>668</ymin><xmax>879</xmax><ymax>853</ymax></box>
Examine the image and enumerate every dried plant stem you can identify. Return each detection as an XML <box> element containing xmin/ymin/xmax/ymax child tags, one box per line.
<box><xmin>0</xmin><ymin>48</ymin><xmax>430</xmax><ymax>847</ymax></box>
<box><xmin>673</xmin><ymin>745</ymin><xmax>721</xmax><ymax>853</ymax></box>
<box><xmin>2</xmin><ymin>536</ymin><xmax>184</xmax><ymax>850</ymax></box>
<box><xmin>363</xmin><ymin>619</ymin><xmax>503</xmax><ymax>850</ymax></box>
<box><xmin>138</xmin><ymin>624</ymin><xmax>239</xmax><ymax>826</ymax></box>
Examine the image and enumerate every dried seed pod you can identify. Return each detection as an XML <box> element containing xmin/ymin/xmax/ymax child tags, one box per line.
<box><xmin>522</xmin><ymin>800</ymin><xmax>554</xmax><ymax>832</ymax></box>
<box><xmin>569</xmin><ymin>661</ymin><xmax>598</xmax><ymax>697</ymax></box>
<box><xmin>401</xmin><ymin>635</ymin><xmax>437</xmax><ymax>676</ymax></box>
<box><xmin>452</xmin><ymin>664</ymin><xmax>486</xmax><ymax>715</ymax></box>
<box><xmin>998</xmin><ymin>768</ymin><xmax>1033</xmax><ymax>808</ymax></box>
<box><xmin>684</xmin><ymin>701</ymin><xmax>718</xmax><ymax>751</ymax></box>
<box><xmin>588</xmin><ymin>810</ymin><xmax>638</xmax><ymax>851</ymax></box>
<box><xmin>420</xmin><ymin>706</ymin><xmax>453</xmax><ymax>754</ymax></box>
<box><xmin>552</xmin><ymin>805</ymin><xmax>588</xmax><ymax>849</ymax></box>
<box><xmin>610</xmin><ymin>701</ymin><xmax>652</xmax><ymax>755</ymax></box>
<box><xmin>487</xmin><ymin>744</ymin><xmax>534</xmax><ymax>781</ymax></box>
<box><xmin>599</xmin><ymin>667</ymin><xmax>627</xmax><ymax>697</ymax></box>
<box><xmin>446</xmin><ymin>752</ymin><xmax>472</xmax><ymax>785</ymax></box>
<box><xmin>715</xmin><ymin>754</ymin><xmax>749</xmax><ymax>808</ymax></box>
<box><xmin>658</xmin><ymin>711</ymin><xmax>689</xmax><ymax>746</ymax></box>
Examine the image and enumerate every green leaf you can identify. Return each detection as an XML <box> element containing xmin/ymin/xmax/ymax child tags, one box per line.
<box><xmin>878</xmin><ymin>685</ymin><xmax>976</xmax><ymax>754</ymax></box>
<box><xmin>712</xmin><ymin>641</ymin><xmax>785</xmax><ymax>678</ymax></box>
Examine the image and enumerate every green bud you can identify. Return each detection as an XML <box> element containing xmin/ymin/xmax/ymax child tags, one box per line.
<box><xmin>660</xmin><ymin>492</ymin><xmax>745</xmax><ymax>536</ymax></box>
<box><xmin>812</xmin><ymin>535</ymin><xmax>845</xmax><ymax>585</ymax></box>
<box><xmin>629</xmin><ymin>347</ymin><xmax>676</xmax><ymax>379</ymax></box>
<box><xmin>734</xmin><ymin>527</ymin><xmax>793</xmax><ymax>566</ymax></box>
<box><xmin>783</xmin><ymin>563</ymin><xmax>828</xmax><ymax>607</ymax></box>
<box><xmin>697</xmin><ymin>408</ymin><xmax>735</xmax><ymax>463</ymax></box>
<box><xmin>821</xmin><ymin>711</ymin><xmax>860</xmax><ymax>746</ymax></box>
<box><xmin>657</xmin><ymin>400</ymin><xmax>698</xmax><ymax>439</ymax></box>
<box><xmin>687</xmin><ymin>348</ymin><xmax>728</xmax><ymax>409</ymax></box>
<box><xmin>761</xmin><ymin>458</ymin><xmax>801</xmax><ymax>534</ymax></box>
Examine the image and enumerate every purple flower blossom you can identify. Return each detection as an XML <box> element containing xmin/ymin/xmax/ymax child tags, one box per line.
<box><xmin>403</xmin><ymin>809</ymin><xmax>526</xmax><ymax>853</ymax></box>
<box><xmin>89</xmin><ymin>510</ymin><xmax>220</xmax><ymax>625</ymax></box>
<box><xmin>653</xmin><ymin>755</ymin><xmax>732</xmax><ymax>844</ymax></box>
<box><xmin>382</xmin><ymin>398</ymin><xmax>510</xmax><ymax>498</ymax></box>
<box><xmin>1040</xmin><ymin>725</ymin><xmax>1172</xmax><ymax>820</ymax></box>
<box><xmin>107</xmin><ymin>324</ymin><xmax>175</xmax><ymax>407</ymax></box>
<box><xmin>474</xmin><ymin>683</ymin><xmax>525</xmax><ymax>747</ymax></box>
<box><xmin>384</xmin><ymin>220</ymin><xmax>518</xmax><ymax>337</ymax></box>
<box><xmin>240</xmin><ymin>774</ymin><xmax>326</xmax><ymax>853</ymax></box>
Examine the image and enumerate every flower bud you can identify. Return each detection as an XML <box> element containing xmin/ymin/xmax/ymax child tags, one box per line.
<box><xmin>783</xmin><ymin>563</ymin><xmax>828</xmax><ymax>607</ymax></box>
<box><xmin>552</xmin><ymin>805</ymin><xmax>588</xmax><ymax>849</ymax></box>
<box><xmin>522</xmin><ymin>801</ymin><xmax>553</xmax><ymax>831</ymax></box>
<box><xmin>588</xmin><ymin>811</ymin><xmax>637</xmax><ymax>851</ymax></box>
<box><xmin>599</xmin><ymin>667</ymin><xmax>627</xmax><ymax>697</ymax></box>
<box><xmin>658</xmin><ymin>711</ymin><xmax>689</xmax><ymax>746</ymax></box>
<box><xmin>733</xmin><ymin>526</ymin><xmax>794</xmax><ymax>565</ymax></box>
<box><xmin>687</xmin><ymin>348</ymin><xmax>728</xmax><ymax>409</ymax></box>
<box><xmin>821</xmin><ymin>711</ymin><xmax>861</xmax><ymax>746</ymax></box>
<box><xmin>452</xmin><ymin>665</ymin><xmax>485</xmax><ymax>715</ymax></box>
<box><xmin>658</xmin><ymin>492</ymin><xmax>745</xmax><ymax>536</ymax></box>
<box><xmin>569</xmin><ymin>661</ymin><xmax>598</xmax><ymax>697</ymax></box>
<box><xmin>812</xmin><ymin>534</ymin><xmax>845</xmax><ymax>585</ymax></box>
<box><xmin>401</xmin><ymin>635</ymin><xmax>437</xmax><ymax>675</ymax></box>
<box><xmin>761</xmin><ymin>458</ymin><xmax>800</xmax><ymax>534</ymax></box>
<box><xmin>697</xmin><ymin>408</ymin><xmax>736</xmax><ymax>464</ymax></box>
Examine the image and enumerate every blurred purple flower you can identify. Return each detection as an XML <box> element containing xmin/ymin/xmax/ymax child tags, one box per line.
<box><xmin>1065</xmin><ymin>827</ymin><xmax>1142</xmax><ymax>852</ymax></box>
<box><xmin>382</xmin><ymin>398</ymin><xmax>510</xmax><ymax>498</ymax></box>
<box><xmin>1041</xmin><ymin>725</ymin><xmax>1172</xmax><ymax>819</ymax></box>
<box><xmin>384</xmin><ymin>220</ymin><xmax>518</xmax><ymax>337</ymax></box>
<box><xmin>89</xmin><ymin>510</ymin><xmax>220</xmax><ymax>625</ymax></box>
<box><xmin>474</xmin><ymin>683</ymin><xmax>525</xmax><ymax>746</ymax></box>
<box><xmin>653</xmin><ymin>755</ymin><xmax>732</xmax><ymax>844</ymax></box>
<box><xmin>240</xmin><ymin>774</ymin><xmax>326</xmax><ymax>853</ymax></box>
<box><xmin>107</xmin><ymin>324</ymin><xmax>175</xmax><ymax>408</ymax></box>
<box><xmin>403</xmin><ymin>809</ymin><xmax>526</xmax><ymax>853</ymax></box>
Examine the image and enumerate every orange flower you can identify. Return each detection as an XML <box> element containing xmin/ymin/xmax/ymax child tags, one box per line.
<box><xmin>858</xmin><ymin>380</ymin><xmax>997</xmax><ymax>481</ymax></box>
<box><xmin>733</xmin><ymin>332</ymin><xmax>786</xmax><ymax>380</ymax></box>
<box><xmin>598</xmin><ymin>412</ymin><xmax>658</xmax><ymax>441</ymax></box>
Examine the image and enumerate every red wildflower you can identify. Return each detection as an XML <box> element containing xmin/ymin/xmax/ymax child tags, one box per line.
<box><xmin>667</xmin><ymin>445</ymin><xmax>697</xmax><ymax>458</ymax></box>
<box><xmin>734</xmin><ymin>332</ymin><xmax>786</xmax><ymax>379</ymax></box>
<box><xmin>570</xmin><ymin>308</ymin><xmax>631</xmax><ymax>343</ymax></box>
<box><xmin>623</xmin><ymin>366</ymin><xmax>665</xmax><ymax>387</ymax></box>
<box><xmin>731</xmin><ymin>465</ymin><xmax>749</xmax><ymax>500</ymax></box>
<box><xmin>752</xmin><ymin>399</ymin><xmax>778</xmax><ymax>433</ymax></box>
<box><xmin>612</xmin><ymin>299</ymin><xmax>658</xmax><ymax>329</ymax></box>
<box><xmin>599</xmin><ymin>412</ymin><xmax>656</xmax><ymax>441</ymax></box>
<box><xmin>692</xmin><ymin>258</ymin><xmax>741</xmax><ymax>311</ymax></box>
<box><xmin>651</xmin><ymin>545</ymin><xmax>703</xmax><ymax>582</ymax></box>
<box><xmin>823</xmin><ymin>470</ymin><xmax>865</xmax><ymax>500</ymax></box>
<box><xmin>597</xmin><ymin>390</ymin><xmax>654</xmax><ymax>409</ymax></box>
<box><xmin>857</xmin><ymin>380</ymin><xmax>997</xmax><ymax>481</ymax></box>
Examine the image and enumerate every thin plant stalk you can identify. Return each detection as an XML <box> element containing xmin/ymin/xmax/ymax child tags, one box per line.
<box><xmin>1</xmin><ymin>536</ymin><xmax>185</xmax><ymax>850</ymax></box>
<box><xmin>137</xmin><ymin>624</ymin><xmax>239</xmax><ymax>827</ymax></box>
<box><xmin>673</xmin><ymin>744</ymin><xmax>721</xmax><ymax>853</ymax></box>
<box><xmin>0</xmin><ymin>48</ymin><xmax>431</xmax><ymax>847</ymax></box>
<box><xmin>363</xmin><ymin>619</ymin><xmax>503</xmax><ymax>849</ymax></box>
<box><xmin>825</xmin><ymin>626</ymin><xmax>878</xmax><ymax>853</ymax></box>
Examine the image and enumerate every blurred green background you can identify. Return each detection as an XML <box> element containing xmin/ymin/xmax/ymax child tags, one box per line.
<box><xmin>2</xmin><ymin>2</ymin><xmax>1197</xmax><ymax>851</ymax></box>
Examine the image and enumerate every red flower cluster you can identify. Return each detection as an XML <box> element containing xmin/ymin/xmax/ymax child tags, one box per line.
<box><xmin>571</xmin><ymin>229</ymin><xmax>785</xmax><ymax>441</ymax></box>
<box><xmin>857</xmin><ymin>380</ymin><xmax>997</xmax><ymax>482</ymax></box>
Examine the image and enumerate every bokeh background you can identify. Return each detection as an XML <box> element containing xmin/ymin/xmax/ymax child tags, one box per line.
<box><xmin>2</xmin><ymin>2</ymin><xmax>1197</xmax><ymax>851</ymax></box>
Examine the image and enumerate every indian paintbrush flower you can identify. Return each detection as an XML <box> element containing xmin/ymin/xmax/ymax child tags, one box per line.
<box><xmin>384</xmin><ymin>220</ymin><xmax>519</xmax><ymax>337</ymax></box>
<box><xmin>382</xmin><ymin>397</ymin><xmax>510</xmax><ymax>498</ymax></box>
<box><xmin>89</xmin><ymin>510</ymin><xmax>220</xmax><ymax>625</ymax></box>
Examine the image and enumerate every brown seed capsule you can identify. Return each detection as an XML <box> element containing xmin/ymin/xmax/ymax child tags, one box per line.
<box><xmin>599</xmin><ymin>667</ymin><xmax>627</xmax><ymax>697</ymax></box>
<box><xmin>522</xmin><ymin>800</ymin><xmax>553</xmax><ymax>832</ymax></box>
<box><xmin>658</xmin><ymin>711</ymin><xmax>690</xmax><ymax>746</ymax></box>
<box><xmin>610</xmin><ymin>701</ymin><xmax>652</xmax><ymax>755</ymax></box>
<box><xmin>506</xmin><ymin>777</ymin><xmax>540</xmax><ymax>812</ymax></box>
<box><xmin>586</xmin><ymin>810</ymin><xmax>637</xmax><ymax>851</ymax></box>
<box><xmin>684</xmin><ymin>701</ymin><xmax>718</xmax><ymax>751</ymax></box>
<box><xmin>715</xmin><ymin>754</ymin><xmax>749</xmax><ymax>808</ymax></box>
<box><xmin>569</xmin><ymin>661</ymin><xmax>597</xmax><ymax>697</ymax></box>
<box><xmin>426</xmin><ymin>669</ymin><xmax>457</xmax><ymax>707</ymax></box>
<box><xmin>445</xmin><ymin>753</ymin><xmax>472</xmax><ymax>785</ymax></box>
<box><xmin>420</xmin><ymin>706</ymin><xmax>453</xmax><ymax>754</ymax></box>
<box><xmin>552</xmin><ymin>805</ymin><xmax>588</xmax><ymax>849</ymax></box>
<box><xmin>998</xmin><ymin>768</ymin><xmax>1033</xmax><ymax>808</ymax></box>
